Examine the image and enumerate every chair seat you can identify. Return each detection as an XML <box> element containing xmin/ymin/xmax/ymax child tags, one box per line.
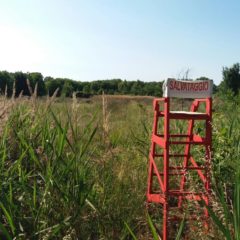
<box><xmin>159</xmin><ymin>111</ymin><xmax>209</xmax><ymax>120</ymax></box>
<box><xmin>170</xmin><ymin>111</ymin><xmax>206</xmax><ymax>115</ymax></box>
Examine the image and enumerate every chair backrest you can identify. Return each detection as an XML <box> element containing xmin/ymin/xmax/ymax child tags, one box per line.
<box><xmin>162</xmin><ymin>78</ymin><xmax>213</xmax><ymax>98</ymax></box>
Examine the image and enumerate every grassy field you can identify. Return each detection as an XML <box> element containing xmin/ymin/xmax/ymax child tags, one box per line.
<box><xmin>0</xmin><ymin>93</ymin><xmax>239</xmax><ymax>239</ymax></box>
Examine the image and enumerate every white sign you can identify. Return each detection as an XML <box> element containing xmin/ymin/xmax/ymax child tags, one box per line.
<box><xmin>162</xmin><ymin>78</ymin><xmax>213</xmax><ymax>98</ymax></box>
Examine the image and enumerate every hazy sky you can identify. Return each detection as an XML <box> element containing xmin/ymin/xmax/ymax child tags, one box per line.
<box><xmin>0</xmin><ymin>0</ymin><xmax>240</xmax><ymax>84</ymax></box>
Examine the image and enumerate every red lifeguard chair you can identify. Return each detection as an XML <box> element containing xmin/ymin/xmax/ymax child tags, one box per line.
<box><xmin>147</xmin><ymin>79</ymin><xmax>213</xmax><ymax>239</ymax></box>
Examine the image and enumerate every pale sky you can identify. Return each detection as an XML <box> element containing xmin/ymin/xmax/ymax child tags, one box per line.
<box><xmin>0</xmin><ymin>0</ymin><xmax>240</xmax><ymax>84</ymax></box>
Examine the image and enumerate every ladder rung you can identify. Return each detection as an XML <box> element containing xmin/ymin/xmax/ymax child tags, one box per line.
<box><xmin>169</xmin><ymin>141</ymin><xmax>206</xmax><ymax>145</ymax></box>
<box><xmin>158</xmin><ymin>134</ymin><xmax>190</xmax><ymax>138</ymax></box>
<box><xmin>159</xmin><ymin>172</ymin><xmax>184</xmax><ymax>176</ymax></box>
<box><xmin>169</xmin><ymin>190</ymin><xmax>200</xmax><ymax>194</ymax></box>
<box><xmin>152</xmin><ymin>135</ymin><xmax>209</xmax><ymax>145</ymax></box>
<box><xmin>154</xmin><ymin>154</ymin><xmax>188</xmax><ymax>158</ymax></box>
<box><xmin>152</xmin><ymin>167</ymin><xmax>205</xmax><ymax>176</ymax></box>
<box><xmin>169</xmin><ymin>166</ymin><xmax>205</xmax><ymax>170</ymax></box>
<box><xmin>169</xmin><ymin>190</ymin><xmax>206</xmax><ymax>196</ymax></box>
<box><xmin>158</xmin><ymin>111</ymin><xmax>209</xmax><ymax>120</ymax></box>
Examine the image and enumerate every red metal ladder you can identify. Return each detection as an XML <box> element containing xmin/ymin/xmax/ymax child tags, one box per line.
<box><xmin>147</xmin><ymin>80</ymin><xmax>212</xmax><ymax>240</ymax></box>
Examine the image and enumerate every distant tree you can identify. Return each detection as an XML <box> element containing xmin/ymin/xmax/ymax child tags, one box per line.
<box><xmin>90</xmin><ymin>81</ymin><xmax>101</xmax><ymax>94</ymax></box>
<box><xmin>153</xmin><ymin>81</ymin><xmax>163</xmax><ymax>97</ymax></box>
<box><xmin>28</xmin><ymin>72</ymin><xmax>46</xmax><ymax>96</ymax></box>
<box><xmin>82</xmin><ymin>83</ymin><xmax>91</xmax><ymax>94</ymax></box>
<box><xmin>61</xmin><ymin>81</ymin><xmax>74</xmax><ymax>97</ymax></box>
<box><xmin>45</xmin><ymin>78</ymin><xmax>62</xmax><ymax>96</ymax></box>
<box><xmin>130</xmin><ymin>80</ymin><xmax>144</xmax><ymax>95</ymax></box>
<box><xmin>0</xmin><ymin>72</ymin><xmax>8</xmax><ymax>94</ymax></box>
<box><xmin>117</xmin><ymin>80</ymin><xmax>124</xmax><ymax>93</ymax></box>
<box><xmin>0</xmin><ymin>71</ymin><xmax>14</xmax><ymax>96</ymax></box>
<box><xmin>71</xmin><ymin>81</ymin><xmax>80</xmax><ymax>93</ymax></box>
<box><xmin>196</xmin><ymin>76</ymin><xmax>210</xmax><ymax>81</ymax></box>
<box><xmin>221</xmin><ymin>63</ymin><xmax>240</xmax><ymax>95</ymax></box>
<box><xmin>76</xmin><ymin>82</ymin><xmax>84</xmax><ymax>92</ymax></box>
<box><xmin>144</xmin><ymin>82</ymin><xmax>162</xmax><ymax>96</ymax></box>
<box><xmin>44</xmin><ymin>76</ymin><xmax>54</xmax><ymax>82</ymax></box>
<box><xmin>14</xmin><ymin>72</ymin><xmax>29</xmax><ymax>96</ymax></box>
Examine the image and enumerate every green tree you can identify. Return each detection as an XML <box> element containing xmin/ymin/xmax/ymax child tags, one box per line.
<box><xmin>0</xmin><ymin>72</ymin><xmax>8</xmax><ymax>94</ymax></box>
<box><xmin>0</xmin><ymin>71</ymin><xmax>14</xmax><ymax>96</ymax></box>
<box><xmin>14</xmin><ymin>72</ymin><xmax>29</xmax><ymax>96</ymax></box>
<box><xmin>61</xmin><ymin>81</ymin><xmax>74</xmax><ymax>97</ymax></box>
<box><xmin>144</xmin><ymin>82</ymin><xmax>161</xmax><ymax>96</ymax></box>
<box><xmin>221</xmin><ymin>63</ymin><xmax>240</xmax><ymax>95</ymax></box>
<box><xmin>44</xmin><ymin>77</ymin><xmax>62</xmax><ymax>96</ymax></box>
<box><xmin>130</xmin><ymin>80</ymin><xmax>144</xmax><ymax>95</ymax></box>
<box><xmin>90</xmin><ymin>81</ymin><xmax>101</xmax><ymax>94</ymax></box>
<box><xmin>28</xmin><ymin>72</ymin><xmax>46</xmax><ymax>96</ymax></box>
<box><xmin>196</xmin><ymin>76</ymin><xmax>210</xmax><ymax>81</ymax></box>
<box><xmin>82</xmin><ymin>83</ymin><xmax>91</xmax><ymax>94</ymax></box>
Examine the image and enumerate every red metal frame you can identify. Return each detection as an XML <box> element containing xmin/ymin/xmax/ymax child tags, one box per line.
<box><xmin>147</xmin><ymin>97</ymin><xmax>212</xmax><ymax>240</ymax></box>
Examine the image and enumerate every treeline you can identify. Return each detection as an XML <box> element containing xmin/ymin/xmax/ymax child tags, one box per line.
<box><xmin>44</xmin><ymin>77</ymin><xmax>164</xmax><ymax>97</ymax></box>
<box><xmin>0</xmin><ymin>71</ymin><xmax>163</xmax><ymax>97</ymax></box>
<box><xmin>0</xmin><ymin>71</ymin><xmax>46</xmax><ymax>97</ymax></box>
<box><xmin>0</xmin><ymin>63</ymin><xmax>239</xmax><ymax>98</ymax></box>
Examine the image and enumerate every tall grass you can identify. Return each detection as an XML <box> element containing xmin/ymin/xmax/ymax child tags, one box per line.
<box><xmin>205</xmin><ymin>171</ymin><xmax>240</xmax><ymax>239</ymax></box>
<box><xmin>203</xmin><ymin>95</ymin><xmax>240</xmax><ymax>240</ymax></box>
<box><xmin>0</xmin><ymin>92</ymin><xmax>239</xmax><ymax>239</ymax></box>
<box><xmin>0</xmin><ymin>96</ymin><xmax>98</xmax><ymax>239</ymax></box>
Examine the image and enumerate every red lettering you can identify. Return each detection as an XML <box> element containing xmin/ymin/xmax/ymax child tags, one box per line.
<box><xmin>174</xmin><ymin>81</ymin><xmax>177</xmax><ymax>90</ymax></box>
<box><xmin>194</xmin><ymin>83</ymin><xmax>199</xmax><ymax>91</ymax></box>
<box><xmin>168</xmin><ymin>80</ymin><xmax>210</xmax><ymax>94</ymax></box>
<box><xmin>181</xmin><ymin>82</ymin><xmax>185</xmax><ymax>90</ymax></box>
<box><xmin>190</xmin><ymin>83</ymin><xmax>194</xmax><ymax>91</ymax></box>
<box><xmin>177</xmin><ymin>82</ymin><xmax>180</xmax><ymax>90</ymax></box>
<box><xmin>174</xmin><ymin>81</ymin><xmax>180</xmax><ymax>90</ymax></box>
<box><xmin>204</xmin><ymin>82</ymin><xmax>208</xmax><ymax>90</ymax></box>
